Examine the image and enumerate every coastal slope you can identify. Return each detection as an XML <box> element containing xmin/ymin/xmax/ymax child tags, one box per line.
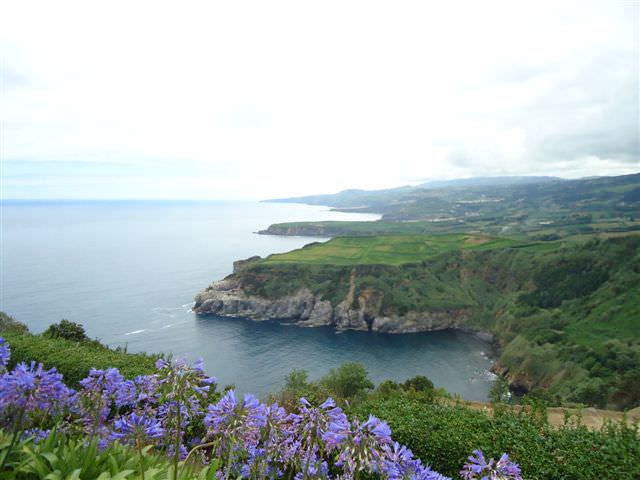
<box><xmin>194</xmin><ymin>234</ymin><xmax>640</xmax><ymax>409</ymax></box>
<box><xmin>260</xmin><ymin>173</ymin><xmax>640</xmax><ymax>238</ymax></box>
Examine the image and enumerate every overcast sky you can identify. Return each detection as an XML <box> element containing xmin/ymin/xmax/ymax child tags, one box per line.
<box><xmin>1</xmin><ymin>1</ymin><xmax>638</xmax><ymax>199</ymax></box>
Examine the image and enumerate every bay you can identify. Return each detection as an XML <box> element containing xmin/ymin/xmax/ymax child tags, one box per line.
<box><xmin>1</xmin><ymin>200</ymin><xmax>495</xmax><ymax>400</ymax></box>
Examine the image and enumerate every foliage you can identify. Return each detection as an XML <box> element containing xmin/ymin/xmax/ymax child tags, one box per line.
<box><xmin>263</xmin><ymin>234</ymin><xmax>522</xmax><ymax>266</ymax></box>
<box><xmin>488</xmin><ymin>377</ymin><xmax>511</xmax><ymax>404</ymax></box>
<box><xmin>0</xmin><ymin>313</ymin><xmax>29</xmax><ymax>335</ymax></box>
<box><xmin>0</xmin><ymin>337</ymin><xmax>521</xmax><ymax>480</ymax></box>
<box><xmin>355</xmin><ymin>394</ymin><xmax>640</xmax><ymax>480</ymax></box>
<box><xmin>1</xmin><ymin>328</ymin><xmax>158</xmax><ymax>387</ymax></box>
<box><xmin>265</xmin><ymin>173</ymin><xmax>640</xmax><ymax>238</ymax></box>
<box><xmin>403</xmin><ymin>376</ymin><xmax>435</xmax><ymax>393</ymax></box>
<box><xmin>232</xmin><ymin>234</ymin><xmax>640</xmax><ymax>409</ymax></box>
<box><xmin>320</xmin><ymin>362</ymin><xmax>374</xmax><ymax>400</ymax></box>
<box><xmin>43</xmin><ymin>319</ymin><xmax>90</xmax><ymax>342</ymax></box>
<box><xmin>0</xmin><ymin>430</ymin><xmax>218</xmax><ymax>479</ymax></box>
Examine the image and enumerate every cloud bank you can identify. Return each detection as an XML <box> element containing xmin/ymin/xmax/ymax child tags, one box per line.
<box><xmin>1</xmin><ymin>0</ymin><xmax>638</xmax><ymax>199</ymax></box>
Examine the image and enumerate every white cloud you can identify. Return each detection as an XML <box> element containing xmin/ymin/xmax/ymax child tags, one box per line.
<box><xmin>1</xmin><ymin>0</ymin><xmax>638</xmax><ymax>199</ymax></box>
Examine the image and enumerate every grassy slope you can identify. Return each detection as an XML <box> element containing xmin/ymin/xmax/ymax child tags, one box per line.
<box><xmin>0</xmin><ymin>313</ymin><xmax>158</xmax><ymax>386</ymax></box>
<box><xmin>236</xmin><ymin>234</ymin><xmax>640</xmax><ymax>409</ymax></box>
<box><xmin>355</xmin><ymin>396</ymin><xmax>640</xmax><ymax>480</ymax></box>
<box><xmin>263</xmin><ymin>234</ymin><xmax>525</xmax><ymax>266</ymax></box>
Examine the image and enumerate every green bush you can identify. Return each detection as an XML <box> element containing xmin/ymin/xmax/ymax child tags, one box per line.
<box><xmin>0</xmin><ymin>429</ymin><xmax>217</xmax><ymax>479</ymax></box>
<box><xmin>403</xmin><ymin>375</ymin><xmax>435</xmax><ymax>392</ymax></box>
<box><xmin>43</xmin><ymin>319</ymin><xmax>89</xmax><ymax>342</ymax></box>
<box><xmin>355</xmin><ymin>395</ymin><xmax>640</xmax><ymax>480</ymax></box>
<box><xmin>320</xmin><ymin>362</ymin><xmax>375</xmax><ymax>400</ymax></box>
<box><xmin>0</xmin><ymin>312</ymin><xmax>29</xmax><ymax>335</ymax></box>
<box><xmin>2</xmin><ymin>330</ymin><xmax>158</xmax><ymax>386</ymax></box>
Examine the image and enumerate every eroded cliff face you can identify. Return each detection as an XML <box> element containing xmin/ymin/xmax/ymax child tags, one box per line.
<box><xmin>490</xmin><ymin>361</ymin><xmax>536</xmax><ymax>395</ymax></box>
<box><xmin>193</xmin><ymin>269</ymin><xmax>475</xmax><ymax>334</ymax></box>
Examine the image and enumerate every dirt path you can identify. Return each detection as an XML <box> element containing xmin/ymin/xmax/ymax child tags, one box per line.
<box><xmin>457</xmin><ymin>401</ymin><xmax>640</xmax><ymax>430</ymax></box>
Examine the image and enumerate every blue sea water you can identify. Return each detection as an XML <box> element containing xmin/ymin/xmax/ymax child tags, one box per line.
<box><xmin>1</xmin><ymin>200</ymin><xmax>495</xmax><ymax>400</ymax></box>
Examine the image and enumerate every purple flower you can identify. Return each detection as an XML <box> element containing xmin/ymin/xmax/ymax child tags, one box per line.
<box><xmin>293</xmin><ymin>459</ymin><xmax>328</xmax><ymax>480</ymax></box>
<box><xmin>381</xmin><ymin>441</ymin><xmax>416</xmax><ymax>479</ymax></box>
<box><xmin>293</xmin><ymin>397</ymin><xmax>350</xmax><ymax>448</ymax></box>
<box><xmin>245</xmin><ymin>402</ymin><xmax>293</xmax><ymax>475</ymax></box>
<box><xmin>111</xmin><ymin>412</ymin><xmax>165</xmax><ymax>447</ymax></box>
<box><xmin>286</xmin><ymin>397</ymin><xmax>350</xmax><ymax>477</ymax></box>
<box><xmin>205</xmin><ymin>390</ymin><xmax>268</xmax><ymax>446</ymax></box>
<box><xmin>158</xmin><ymin>399</ymin><xmax>192</xmax><ymax>436</ymax></box>
<box><xmin>361</xmin><ymin>414</ymin><xmax>392</xmax><ymax>443</ymax></box>
<box><xmin>203</xmin><ymin>390</ymin><xmax>270</xmax><ymax>477</ymax></box>
<box><xmin>79</xmin><ymin>368</ymin><xmax>136</xmax><ymax>407</ymax></box>
<box><xmin>0</xmin><ymin>338</ymin><xmax>10</xmax><ymax>371</ymax></box>
<box><xmin>155</xmin><ymin>357</ymin><xmax>216</xmax><ymax>411</ymax></box>
<box><xmin>193</xmin><ymin>357</ymin><xmax>205</xmax><ymax>373</ymax></box>
<box><xmin>412</xmin><ymin>463</ymin><xmax>452</xmax><ymax>480</ymax></box>
<box><xmin>0</xmin><ymin>361</ymin><xmax>72</xmax><ymax>415</ymax></box>
<box><xmin>461</xmin><ymin>449</ymin><xmax>522</xmax><ymax>480</ymax></box>
<box><xmin>133</xmin><ymin>374</ymin><xmax>159</xmax><ymax>404</ymax></box>
<box><xmin>22</xmin><ymin>427</ymin><xmax>51</xmax><ymax>444</ymax></box>
<box><xmin>167</xmin><ymin>442</ymin><xmax>189</xmax><ymax>460</ymax></box>
<box><xmin>75</xmin><ymin>367</ymin><xmax>136</xmax><ymax>429</ymax></box>
<box><xmin>334</xmin><ymin>414</ymin><xmax>394</xmax><ymax>476</ymax></box>
<box><xmin>155</xmin><ymin>358</ymin><xmax>169</xmax><ymax>370</ymax></box>
<box><xmin>495</xmin><ymin>453</ymin><xmax>523</xmax><ymax>479</ymax></box>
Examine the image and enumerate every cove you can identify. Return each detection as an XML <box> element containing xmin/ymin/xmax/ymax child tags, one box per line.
<box><xmin>2</xmin><ymin>200</ymin><xmax>495</xmax><ymax>400</ymax></box>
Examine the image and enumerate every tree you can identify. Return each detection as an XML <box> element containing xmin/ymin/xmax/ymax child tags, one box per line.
<box><xmin>403</xmin><ymin>375</ymin><xmax>435</xmax><ymax>392</ymax></box>
<box><xmin>284</xmin><ymin>369</ymin><xmax>310</xmax><ymax>391</ymax></box>
<box><xmin>43</xmin><ymin>320</ymin><xmax>89</xmax><ymax>342</ymax></box>
<box><xmin>320</xmin><ymin>362</ymin><xmax>374</xmax><ymax>399</ymax></box>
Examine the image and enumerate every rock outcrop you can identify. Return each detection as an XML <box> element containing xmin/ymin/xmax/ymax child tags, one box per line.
<box><xmin>193</xmin><ymin>272</ymin><xmax>475</xmax><ymax>335</ymax></box>
<box><xmin>490</xmin><ymin>361</ymin><xmax>534</xmax><ymax>395</ymax></box>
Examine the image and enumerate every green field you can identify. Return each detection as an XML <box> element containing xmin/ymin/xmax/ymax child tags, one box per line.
<box><xmin>263</xmin><ymin>234</ymin><xmax>533</xmax><ymax>266</ymax></box>
<box><xmin>261</xmin><ymin>220</ymin><xmax>434</xmax><ymax>236</ymax></box>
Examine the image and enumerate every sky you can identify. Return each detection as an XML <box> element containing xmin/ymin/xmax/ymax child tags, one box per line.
<box><xmin>1</xmin><ymin>0</ymin><xmax>639</xmax><ymax>200</ymax></box>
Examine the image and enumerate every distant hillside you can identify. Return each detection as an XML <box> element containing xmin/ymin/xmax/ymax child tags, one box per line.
<box><xmin>261</xmin><ymin>173</ymin><xmax>640</xmax><ymax>239</ymax></box>
<box><xmin>265</xmin><ymin>176</ymin><xmax>562</xmax><ymax>207</ymax></box>
<box><xmin>417</xmin><ymin>176</ymin><xmax>560</xmax><ymax>189</ymax></box>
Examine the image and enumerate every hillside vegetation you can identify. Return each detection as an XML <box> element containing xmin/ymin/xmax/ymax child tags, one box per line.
<box><xmin>231</xmin><ymin>234</ymin><xmax>640</xmax><ymax>409</ymax></box>
<box><xmin>0</xmin><ymin>312</ymin><xmax>157</xmax><ymax>385</ymax></box>
<box><xmin>263</xmin><ymin>234</ymin><xmax>524</xmax><ymax>266</ymax></box>
<box><xmin>262</xmin><ymin>173</ymin><xmax>640</xmax><ymax>239</ymax></box>
<box><xmin>1</xmin><ymin>319</ymin><xmax>638</xmax><ymax>479</ymax></box>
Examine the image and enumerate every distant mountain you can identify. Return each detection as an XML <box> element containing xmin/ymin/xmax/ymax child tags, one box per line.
<box><xmin>261</xmin><ymin>173</ymin><xmax>640</xmax><ymax>237</ymax></box>
<box><xmin>265</xmin><ymin>176</ymin><xmax>562</xmax><ymax>206</ymax></box>
<box><xmin>263</xmin><ymin>185</ymin><xmax>414</xmax><ymax>207</ymax></box>
<box><xmin>417</xmin><ymin>176</ymin><xmax>561</xmax><ymax>189</ymax></box>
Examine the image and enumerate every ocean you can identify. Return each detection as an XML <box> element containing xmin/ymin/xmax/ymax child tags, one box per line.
<box><xmin>1</xmin><ymin>200</ymin><xmax>495</xmax><ymax>400</ymax></box>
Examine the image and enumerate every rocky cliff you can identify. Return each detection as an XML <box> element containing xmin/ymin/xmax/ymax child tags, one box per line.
<box><xmin>193</xmin><ymin>266</ymin><xmax>477</xmax><ymax>335</ymax></box>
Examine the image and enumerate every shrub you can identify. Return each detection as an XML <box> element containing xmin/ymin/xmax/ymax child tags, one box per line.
<box><xmin>0</xmin><ymin>312</ymin><xmax>29</xmax><ymax>335</ymax></box>
<box><xmin>403</xmin><ymin>375</ymin><xmax>435</xmax><ymax>392</ymax></box>
<box><xmin>355</xmin><ymin>394</ymin><xmax>640</xmax><ymax>479</ymax></box>
<box><xmin>43</xmin><ymin>319</ymin><xmax>90</xmax><ymax>342</ymax></box>
<box><xmin>0</xmin><ymin>337</ymin><xmax>521</xmax><ymax>480</ymax></box>
<box><xmin>320</xmin><ymin>362</ymin><xmax>375</xmax><ymax>399</ymax></box>
<box><xmin>2</xmin><ymin>330</ymin><xmax>158</xmax><ymax>387</ymax></box>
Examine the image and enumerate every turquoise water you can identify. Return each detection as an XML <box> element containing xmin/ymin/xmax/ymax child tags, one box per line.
<box><xmin>1</xmin><ymin>200</ymin><xmax>495</xmax><ymax>400</ymax></box>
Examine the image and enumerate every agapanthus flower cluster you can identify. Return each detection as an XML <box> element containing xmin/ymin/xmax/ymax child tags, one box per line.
<box><xmin>0</xmin><ymin>336</ymin><xmax>523</xmax><ymax>480</ymax></box>
<box><xmin>111</xmin><ymin>412</ymin><xmax>165</xmax><ymax>447</ymax></box>
<box><xmin>0</xmin><ymin>338</ymin><xmax>10</xmax><ymax>372</ymax></box>
<box><xmin>0</xmin><ymin>361</ymin><xmax>72</xmax><ymax>416</ymax></box>
<box><xmin>460</xmin><ymin>449</ymin><xmax>523</xmax><ymax>480</ymax></box>
<box><xmin>154</xmin><ymin>357</ymin><xmax>217</xmax><ymax>459</ymax></box>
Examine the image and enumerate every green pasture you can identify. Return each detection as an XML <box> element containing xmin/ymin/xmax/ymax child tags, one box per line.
<box><xmin>263</xmin><ymin>234</ymin><xmax>538</xmax><ymax>266</ymax></box>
